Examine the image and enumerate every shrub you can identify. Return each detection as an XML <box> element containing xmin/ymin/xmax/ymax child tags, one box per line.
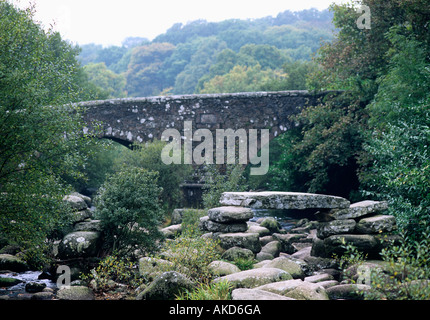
<box><xmin>176</xmin><ymin>280</ymin><xmax>233</xmax><ymax>300</ymax></box>
<box><xmin>81</xmin><ymin>255</ymin><xmax>144</xmax><ymax>293</ymax></box>
<box><xmin>156</xmin><ymin>231</ymin><xmax>221</xmax><ymax>283</ymax></box>
<box><xmin>95</xmin><ymin>167</ymin><xmax>165</xmax><ymax>256</ymax></box>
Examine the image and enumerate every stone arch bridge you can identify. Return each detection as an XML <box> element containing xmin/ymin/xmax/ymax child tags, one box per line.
<box><xmin>80</xmin><ymin>91</ymin><xmax>333</xmax><ymax>147</ymax></box>
<box><xmin>79</xmin><ymin>91</ymin><xmax>334</xmax><ymax>207</ymax></box>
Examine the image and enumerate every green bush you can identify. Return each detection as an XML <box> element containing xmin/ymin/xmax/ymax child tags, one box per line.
<box><xmin>113</xmin><ymin>140</ymin><xmax>192</xmax><ymax>212</ymax></box>
<box><xmin>156</xmin><ymin>231</ymin><xmax>221</xmax><ymax>283</ymax></box>
<box><xmin>176</xmin><ymin>280</ymin><xmax>233</xmax><ymax>300</ymax></box>
<box><xmin>94</xmin><ymin>167</ymin><xmax>165</xmax><ymax>256</ymax></box>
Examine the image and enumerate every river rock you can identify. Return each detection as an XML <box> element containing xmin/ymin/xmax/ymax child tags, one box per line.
<box><xmin>283</xmin><ymin>281</ymin><xmax>329</xmax><ymax>300</ymax></box>
<box><xmin>217</xmin><ymin>232</ymin><xmax>261</xmax><ymax>253</ymax></box>
<box><xmin>57</xmin><ymin>286</ymin><xmax>95</xmax><ymax>300</ymax></box>
<box><xmin>326</xmin><ymin>284</ymin><xmax>371</xmax><ymax>300</ymax></box>
<box><xmin>330</xmin><ymin>200</ymin><xmax>388</xmax><ymax>220</ymax></box>
<box><xmin>323</xmin><ymin>234</ymin><xmax>378</xmax><ymax>258</ymax></box>
<box><xmin>317</xmin><ymin>219</ymin><xmax>357</xmax><ymax>239</ymax></box>
<box><xmin>255</xmin><ymin>257</ymin><xmax>305</xmax><ymax>279</ymax></box>
<box><xmin>355</xmin><ymin>215</ymin><xmax>397</xmax><ymax>234</ymax></box>
<box><xmin>208</xmin><ymin>260</ymin><xmax>241</xmax><ymax>276</ymax></box>
<box><xmin>137</xmin><ymin>271</ymin><xmax>194</xmax><ymax>300</ymax></box>
<box><xmin>208</xmin><ymin>206</ymin><xmax>253</xmax><ymax>223</ymax></box>
<box><xmin>206</xmin><ymin>220</ymin><xmax>248</xmax><ymax>233</ymax></box>
<box><xmin>259</xmin><ymin>241</ymin><xmax>281</xmax><ymax>258</ymax></box>
<box><xmin>221</xmin><ymin>247</ymin><xmax>255</xmax><ymax>261</ymax></box>
<box><xmin>272</xmin><ymin>233</ymin><xmax>306</xmax><ymax>254</ymax></box>
<box><xmin>25</xmin><ymin>282</ymin><xmax>46</xmax><ymax>293</ymax></box>
<box><xmin>213</xmin><ymin>268</ymin><xmax>292</xmax><ymax>288</ymax></box>
<box><xmin>0</xmin><ymin>254</ymin><xmax>29</xmax><ymax>272</ymax></box>
<box><xmin>247</xmin><ymin>223</ymin><xmax>271</xmax><ymax>237</ymax></box>
<box><xmin>58</xmin><ymin>231</ymin><xmax>101</xmax><ymax>259</ymax></box>
<box><xmin>259</xmin><ymin>217</ymin><xmax>281</xmax><ymax>233</ymax></box>
<box><xmin>220</xmin><ymin>192</ymin><xmax>350</xmax><ymax>210</ymax></box>
<box><xmin>0</xmin><ymin>277</ymin><xmax>22</xmax><ymax>287</ymax></box>
<box><xmin>231</xmin><ymin>288</ymin><xmax>295</xmax><ymax>300</ymax></box>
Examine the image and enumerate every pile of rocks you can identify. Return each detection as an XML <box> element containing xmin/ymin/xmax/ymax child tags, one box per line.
<box><xmin>311</xmin><ymin>200</ymin><xmax>400</xmax><ymax>259</ymax></box>
<box><xmin>58</xmin><ymin>193</ymin><xmax>102</xmax><ymax>260</ymax></box>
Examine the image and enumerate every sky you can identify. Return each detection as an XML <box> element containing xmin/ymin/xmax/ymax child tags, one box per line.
<box><xmin>11</xmin><ymin>0</ymin><xmax>344</xmax><ymax>47</ymax></box>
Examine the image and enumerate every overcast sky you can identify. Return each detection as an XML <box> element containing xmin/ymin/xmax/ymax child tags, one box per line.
<box><xmin>11</xmin><ymin>0</ymin><xmax>344</xmax><ymax>47</ymax></box>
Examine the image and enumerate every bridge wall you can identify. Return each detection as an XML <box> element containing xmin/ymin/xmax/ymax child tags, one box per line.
<box><xmin>80</xmin><ymin>91</ymin><xmax>330</xmax><ymax>147</ymax></box>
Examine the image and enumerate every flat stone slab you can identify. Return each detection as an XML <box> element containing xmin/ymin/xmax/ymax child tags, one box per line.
<box><xmin>220</xmin><ymin>192</ymin><xmax>350</xmax><ymax>210</ymax></box>
<box><xmin>331</xmin><ymin>200</ymin><xmax>388</xmax><ymax>220</ymax></box>
<box><xmin>208</xmin><ymin>206</ymin><xmax>253</xmax><ymax>223</ymax></box>
<box><xmin>213</xmin><ymin>268</ymin><xmax>292</xmax><ymax>288</ymax></box>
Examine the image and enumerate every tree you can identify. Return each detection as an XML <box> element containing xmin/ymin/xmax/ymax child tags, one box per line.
<box><xmin>84</xmin><ymin>62</ymin><xmax>126</xmax><ymax>98</ymax></box>
<box><xmin>94</xmin><ymin>168</ymin><xmax>164</xmax><ymax>256</ymax></box>
<box><xmin>126</xmin><ymin>42</ymin><xmax>176</xmax><ymax>97</ymax></box>
<box><xmin>0</xmin><ymin>1</ymin><xmax>100</xmax><ymax>260</ymax></box>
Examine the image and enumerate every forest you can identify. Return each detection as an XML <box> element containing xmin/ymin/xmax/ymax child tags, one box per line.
<box><xmin>77</xmin><ymin>8</ymin><xmax>334</xmax><ymax>97</ymax></box>
<box><xmin>1</xmin><ymin>0</ymin><xmax>430</xmax><ymax>301</ymax></box>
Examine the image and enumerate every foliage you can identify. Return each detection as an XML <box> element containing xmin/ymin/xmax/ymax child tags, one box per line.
<box><xmin>359</xmin><ymin>29</ymin><xmax>430</xmax><ymax>238</ymax></box>
<box><xmin>155</xmin><ymin>228</ymin><xmax>222</xmax><ymax>283</ymax></box>
<box><xmin>84</xmin><ymin>62</ymin><xmax>127</xmax><ymax>98</ymax></box>
<box><xmin>365</xmin><ymin>225</ymin><xmax>430</xmax><ymax>300</ymax></box>
<box><xmin>0</xmin><ymin>1</ymin><xmax>102</xmax><ymax>256</ymax></box>
<box><xmin>176</xmin><ymin>280</ymin><xmax>233</xmax><ymax>300</ymax></box>
<box><xmin>81</xmin><ymin>254</ymin><xmax>144</xmax><ymax>292</ymax></box>
<box><xmin>113</xmin><ymin>140</ymin><xmax>192</xmax><ymax>211</ymax></box>
<box><xmin>233</xmin><ymin>258</ymin><xmax>255</xmax><ymax>271</ymax></box>
<box><xmin>78</xmin><ymin>9</ymin><xmax>334</xmax><ymax>96</ymax></box>
<box><xmin>202</xmin><ymin>164</ymin><xmax>248</xmax><ymax>209</ymax></box>
<box><xmin>269</xmin><ymin>94</ymin><xmax>364</xmax><ymax>199</ymax></box>
<box><xmin>181</xmin><ymin>209</ymin><xmax>208</xmax><ymax>231</ymax></box>
<box><xmin>94</xmin><ymin>167</ymin><xmax>165</xmax><ymax>256</ymax></box>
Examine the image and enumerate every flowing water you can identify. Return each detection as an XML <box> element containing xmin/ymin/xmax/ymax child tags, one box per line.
<box><xmin>0</xmin><ymin>271</ymin><xmax>56</xmax><ymax>299</ymax></box>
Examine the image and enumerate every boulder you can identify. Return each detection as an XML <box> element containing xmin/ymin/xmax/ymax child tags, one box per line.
<box><xmin>283</xmin><ymin>281</ymin><xmax>329</xmax><ymax>300</ymax></box>
<box><xmin>0</xmin><ymin>254</ymin><xmax>29</xmax><ymax>272</ymax></box>
<box><xmin>161</xmin><ymin>224</ymin><xmax>182</xmax><ymax>239</ymax></box>
<box><xmin>208</xmin><ymin>206</ymin><xmax>253</xmax><ymax>223</ymax></box>
<box><xmin>255</xmin><ymin>257</ymin><xmax>305</xmax><ymax>279</ymax></box>
<box><xmin>206</xmin><ymin>220</ymin><xmax>248</xmax><ymax>233</ymax></box>
<box><xmin>231</xmin><ymin>288</ymin><xmax>295</xmax><ymax>300</ymax></box>
<box><xmin>57</xmin><ymin>286</ymin><xmax>95</xmax><ymax>300</ymax></box>
<box><xmin>58</xmin><ymin>231</ymin><xmax>101</xmax><ymax>259</ymax></box>
<box><xmin>213</xmin><ymin>268</ymin><xmax>292</xmax><ymax>288</ymax></box>
<box><xmin>0</xmin><ymin>277</ymin><xmax>22</xmax><ymax>287</ymax></box>
<box><xmin>137</xmin><ymin>271</ymin><xmax>194</xmax><ymax>300</ymax></box>
<box><xmin>272</xmin><ymin>233</ymin><xmax>306</xmax><ymax>254</ymax></box>
<box><xmin>73</xmin><ymin>220</ymin><xmax>102</xmax><ymax>232</ymax></box>
<box><xmin>220</xmin><ymin>192</ymin><xmax>350</xmax><ymax>210</ymax></box>
<box><xmin>326</xmin><ymin>284</ymin><xmax>371</xmax><ymax>300</ymax></box>
<box><xmin>259</xmin><ymin>217</ymin><xmax>281</xmax><ymax>233</ymax></box>
<box><xmin>355</xmin><ymin>215</ymin><xmax>397</xmax><ymax>234</ymax></box>
<box><xmin>218</xmin><ymin>233</ymin><xmax>261</xmax><ymax>253</ymax></box>
<box><xmin>317</xmin><ymin>219</ymin><xmax>356</xmax><ymax>239</ymax></box>
<box><xmin>25</xmin><ymin>282</ymin><xmax>46</xmax><ymax>293</ymax></box>
<box><xmin>63</xmin><ymin>195</ymin><xmax>88</xmax><ymax>211</ymax></box>
<box><xmin>247</xmin><ymin>223</ymin><xmax>271</xmax><ymax>237</ymax></box>
<box><xmin>221</xmin><ymin>247</ymin><xmax>255</xmax><ymax>262</ymax></box>
<box><xmin>70</xmin><ymin>208</ymin><xmax>92</xmax><ymax>224</ymax></box>
<box><xmin>304</xmin><ymin>273</ymin><xmax>334</xmax><ymax>283</ymax></box>
<box><xmin>208</xmin><ymin>261</ymin><xmax>241</xmax><ymax>276</ymax></box>
<box><xmin>70</xmin><ymin>192</ymin><xmax>92</xmax><ymax>207</ymax></box>
<box><xmin>138</xmin><ymin>257</ymin><xmax>174</xmax><ymax>280</ymax></box>
<box><xmin>256</xmin><ymin>279</ymin><xmax>304</xmax><ymax>295</ymax></box>
<box><xmin>330</xmin><ymin>200</ymin><xmax>388</xmax><ymax>220</ymax></box>
<box><xmin>260</xmin><ymin>241</ymin><xmax>281</xmax><ymax>258</ymax></box>
<box><xmin>323</xmin><ymin>234</ymin><xmax>378</xmax><ymax>257</ymax></box>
